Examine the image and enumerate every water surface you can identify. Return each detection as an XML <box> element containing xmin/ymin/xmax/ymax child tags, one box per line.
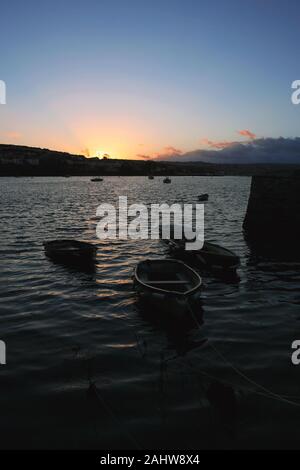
<box><xmin>0</xmin><ymin>176</ymin><xmax>299</xmax><ymax>449</ymax></box>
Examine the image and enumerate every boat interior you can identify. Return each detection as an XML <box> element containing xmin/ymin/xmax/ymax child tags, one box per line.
<box><xmin>139</xmin><ymin>261</ymin><xmax>196</xmax><ymax>292</ymax></box>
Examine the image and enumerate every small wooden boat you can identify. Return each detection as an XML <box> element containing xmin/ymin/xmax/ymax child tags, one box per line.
<box><xmin>91</xmin><ymin>177</ymin><xmax>103</xmax><ymax>182</ymax></box>
<box><xmin>134</xmin><ymin>259</ymin><xmax>201</xmax><ymax>313</ymax></box>
<box><xmin>198</xmin><ymin>193</ymin><xmax>209</xmax><ymax>201</ymax></box>
<box><xmin>163</xmin><ymin>177</ymin><xmax>171</xmax><ymax>184</ymax></box>
<box><xmin>193</xmin><ymin>242</ymin><xmax>239</xmax><ymax>271</ymax></box>
<box><xmin>44</xmin><ymin>240</ymin><xmax>97</xmax><ymax>265</ymax></box>
<box><xmin>166</xmin><ymin>239</ymin><xmax>240</xmax><ymax>273</ymax></box>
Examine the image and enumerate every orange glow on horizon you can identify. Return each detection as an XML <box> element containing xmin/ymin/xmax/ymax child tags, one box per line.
<box><xmin>4</xmin><ymin>88</ymin><xmax>183</xmax><ymax>160</ymax></box>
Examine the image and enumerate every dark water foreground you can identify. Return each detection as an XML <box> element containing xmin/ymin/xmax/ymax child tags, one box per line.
<box><xmin>0</xmin><ymin>176</ymin><xmax>299</xmax><ymax>450</ymax></box>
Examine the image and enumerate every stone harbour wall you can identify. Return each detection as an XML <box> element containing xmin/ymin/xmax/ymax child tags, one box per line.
<box><xmin>243</xmin><ymin>176</ymin><xmax>300</xmax><ymax>240</ymax></box>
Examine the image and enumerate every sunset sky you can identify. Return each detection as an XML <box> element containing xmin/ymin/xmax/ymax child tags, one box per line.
<box><xmin>1</xmin><ymin>0</ymin><xmax>300</xmax><ymax>159</ymax></box>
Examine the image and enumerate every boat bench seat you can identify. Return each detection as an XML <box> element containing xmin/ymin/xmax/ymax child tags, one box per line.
<box><xmin>147</xmin><ymin>280</ymin><xmax>188</xmax><ymax>285</ymax></box>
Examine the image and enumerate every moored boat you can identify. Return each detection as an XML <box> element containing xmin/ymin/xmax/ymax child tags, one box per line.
<box><xmin>163</xmin><ymin>177</ymin><xmax>171</xmax><ymax>184</ymax></box>
<box><xmin>193</xmin><ymin>242</ymin><xmax>240</xmax><ymax>272</ymax></box>
<box><xmin>198</xmin><ymin>193</ymin><xmax>209</xmax><ymax>201</ymax></box>
<box><xmin>134</xmin><ymin>258</ymin><xmax>201</xmax><ymax>314</ymax></box>
<box><xmin>44</xmin><ymin>239</ymin><xmax>97</xmax><ymax>266</ymax></box>
<box><xmin>91</xmin><ymin>177</ymin><xmax>103</xmax><ymax>182</ymax></box>
<box><xmin>166</xmin><ymin>238</ymin><xmax>240</xmax><ymax>273</ymax></box>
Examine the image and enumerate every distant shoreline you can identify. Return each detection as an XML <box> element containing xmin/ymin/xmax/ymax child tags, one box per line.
<box><xmin>0</xmin><ymin>143</ymin><xmax>299</xmax><ymax>177</ymax></box>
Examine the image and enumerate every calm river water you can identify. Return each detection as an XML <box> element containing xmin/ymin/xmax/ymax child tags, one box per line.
<box><xmin>0</xmin><ymin>176</ymin><xmax>299</xmax><ymax>449</ymax></box>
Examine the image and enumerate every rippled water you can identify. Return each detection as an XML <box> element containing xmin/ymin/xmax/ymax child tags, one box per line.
<box><xmin>0</xmin><ymin>176</ymin><xmax>299</xmax><ymax>449</ymax></box>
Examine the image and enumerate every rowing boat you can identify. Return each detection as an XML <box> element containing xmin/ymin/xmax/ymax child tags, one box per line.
<box><xmin>134</xmin><ymin>258</ymin><xmax>202</xmax><ymax>314</ymax></box>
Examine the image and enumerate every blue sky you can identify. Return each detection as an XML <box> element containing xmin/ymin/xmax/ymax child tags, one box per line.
<box><xmin>0</xmin><ymin>0</ymin><xmax>299</xmax><ymax>159</ymax></box>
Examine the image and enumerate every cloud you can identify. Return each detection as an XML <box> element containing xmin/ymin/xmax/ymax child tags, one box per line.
<box><xmin>151</xmin><ymin>146</ymin><xmax>183</xmax><ymax>159</ymax></box>
<box><xmin>198</xmin><ymin>130</ymin><xmax>256</xmax><ymax>150</ymax></box>
<box><xmin>136</xmin><ymin>146</ymin><xmax>182</xmax><ymax>160</ymax></box>
<box><xmin>155</xmin><ymin>138</ymin><xmax>300</xmax><ymax>164</ymax></box>
<box><xmin>200</xmin><ymin>138</ymin><xmax>237</xmax><ymax>149</ymax></box>
<box><xmin>138</xmin><ymin>137</ymin><xmax>300</xmax><ymax>164</ymax></box>
<box><xmin>163</xmin><ymin>146</ymin><xmax>183</xmax><ymax>155</ymax></box>
<box><xmin>237</xmin><ymin>129</ymin><xmax>256</xmax><ymax>139</ymax></box>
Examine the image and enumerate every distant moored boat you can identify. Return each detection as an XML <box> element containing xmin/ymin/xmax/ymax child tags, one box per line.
<box><xmin>198</xmin><ymin>193</ymin><xmax>209</xmax><ymax>201</ymax></box>
<box><xmin>91</xmin><ymin>177</ymin><xmax>103</xmax><ymax>182</ymax></box>
<box><xmin>163</xmin><ymin>177</ymin><xmax>171</xmax><ymax>183</ymax></box>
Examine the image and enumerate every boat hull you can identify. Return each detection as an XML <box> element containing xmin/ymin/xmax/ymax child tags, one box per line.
<box><xmin>167</xmin><ymin>240</ymin><xmax>240</xmax><ymax>273</ymax></box>
<box><xmin>134</xmin><ymin>258</ymin><xmax>202</xmax><ymax>315</ymax></box>
<box><xmin>134</xmin><ymin>280</ymin><xmax>200</xmax><ymax>316</ymax></box>
<box><xmin>44</xmin><ymin>240</ymin><xmax>97</xmax><ymax>268</ymax></box>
